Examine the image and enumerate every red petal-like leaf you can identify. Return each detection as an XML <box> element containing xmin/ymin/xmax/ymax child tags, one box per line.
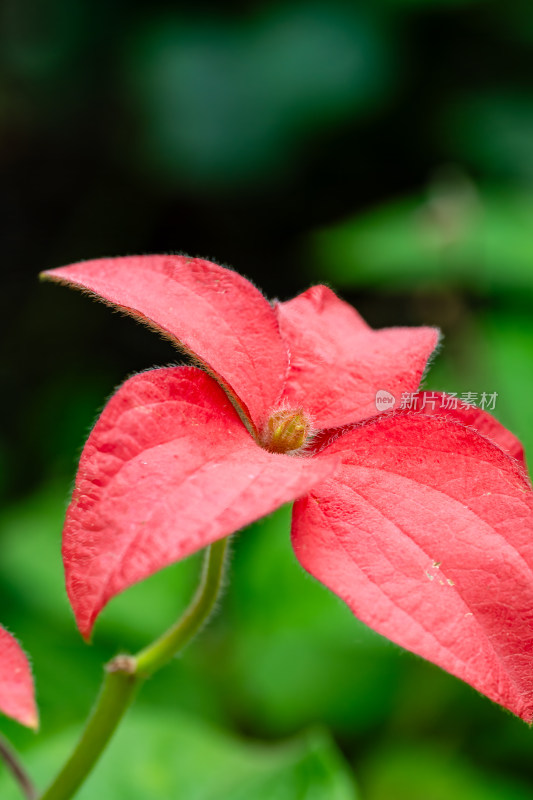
<box><xmin>42</xmin><ymin>255</ymin><xmax>289</xmax><ymax>431</ymax></box>
<box><xmin>293</xmin><ymin>414</ymin><xmax>533</xmax><ymax>720</ymax></box>
<box><xmin>0</xmin><ymin>627</ymin><xmax>37</xmax><ymax>728</ymax></box>
<box><xmin>275</xmin><ymin>285</ymin><xmax>439</xmax><ymax>429</ymax></box>
<box><xmin>410</xmin><ymin>392</ymin><xmax>527</xmax><ymax>470</ymax></box>
<box><xmin>64</xmin><ymin>367</ymin><xmax>338</xmax><ymax>638</ymax></box>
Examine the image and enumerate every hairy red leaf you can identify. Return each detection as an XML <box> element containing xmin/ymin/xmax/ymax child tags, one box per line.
<box><xmin>412</xmin><ymin>392</ymin><xmax>528</xmax><ymax>470</ymax></box>
<box><xmin>64</xmin><ymin>367</ymin><xmax>338</xmax><ymax>638</ymax></box>
<box><xmin>292</xmin><ymin>414</ymin><xmax>533</xmax><ymax>720</ymax></box>
<box><xmin>45</xmin><ymin>255</ymin><xmax>533</xmax><ymax>718</ymax></box>
<box><xmin>42</xmin><ymin>255</ymin><xmax>288</xmax><ymax>431</ymax></box>
<box><xmin>0</xmin><ymin>627</ymin><xmax>37</xmax><ymax>728</ymax></box>
<box><xmin>275</xmin><ymin>285</ymin><xmax>439</xmax><ymax>429</ymax></box>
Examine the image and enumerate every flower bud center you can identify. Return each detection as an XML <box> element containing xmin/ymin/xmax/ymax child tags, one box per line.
<box><xmin>261</xmin><ymin>408</ymin><xmax>311</xmax><ymax>454</ymax></box>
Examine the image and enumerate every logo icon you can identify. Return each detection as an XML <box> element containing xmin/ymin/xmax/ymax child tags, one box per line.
<box><xmin>375</xmin><ymin>390</ymin><xmax>396</xmax><ymax>412</ymax></box>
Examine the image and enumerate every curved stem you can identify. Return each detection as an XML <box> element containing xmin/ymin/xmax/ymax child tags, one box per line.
<box><xmin>135</xmin><ymin>536</ymin><xmax>228</xmax><ymax>676</ymax></box>
<box><xmin>39</xmin><ymin>537</ymin><xmax>229</xmax><ymax>800</ymax></box>
<box><xmin>0</xmin><ymin>734</ymin><xmax>37</xmax><ymax>800</ymax></box>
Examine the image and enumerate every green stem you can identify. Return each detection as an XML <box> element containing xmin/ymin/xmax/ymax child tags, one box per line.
<box><xmin>39</xmin><ymin>537</ymin><xmax>229</xmax><ymax>800</ymax></box>
<box><xmin>135</xmin><ymin>536</ymin><xmax>228</xmax><ymax>676</ymax></box>
<box><xmin>39</xmin><ymin>669</ymin><xmax>137</xmax><ymax>800</ymax></box>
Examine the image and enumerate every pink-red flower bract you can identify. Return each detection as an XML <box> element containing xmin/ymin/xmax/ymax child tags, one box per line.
<box><xmin>43</xmin><ymin>255</ymin><xmax>533</xmax><ymax>721</ymax></box>
<box><xmin>0</xmin><ymin>627</ymin><xmax>37</xmax><ymax>728</ymax></box>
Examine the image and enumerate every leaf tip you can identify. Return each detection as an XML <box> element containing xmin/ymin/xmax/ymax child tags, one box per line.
<box><xmin>80</xmin><ymin>629</ymin><xmax>93</xmax><ymax>645</ymax></box>
<box><xmin>24</xmin><ymin>709</ymin><xmax>39</xmax><ymax>731</ymax></box>
<box><xmin>78</xmin><ymin>615</ymin><xmax>95</xmax><ymax>645</ymax></box>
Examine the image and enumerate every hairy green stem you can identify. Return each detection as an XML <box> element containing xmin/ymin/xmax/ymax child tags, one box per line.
<box><xmin>39</xmin><ymin>537</ymin><xmax>229</xmax><ymax>800</ymax></box>
<box><xmin>135</xmin><ymin>534</ymin><xmax>228</xmax><ymax>676</ymax></box>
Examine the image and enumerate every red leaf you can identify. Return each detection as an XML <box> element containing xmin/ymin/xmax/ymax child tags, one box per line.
<box><xmin>276</xmin><ymin>285</ymin><xmax>439</xmax><ymax>429</ymax></box>
<box><xmin>42</xmin><ymin>255</ymin><xmax>288</xmax><ymax>431</ymax></box>
<box><xmin>292</xmin><ymin>414</ymin><xmax>533</xmax><ymax>719</ymax></box>
<box><xmin>0</xmin><ymin>627</ymin><xmax>37</xmax><ymax>728</ymax></box>
<box><xmin>413</xmin><ymin>392</ymin><xmax>527</xmax><ymax>470</ymax></box>
<box><xmin>64</xmin><ymin>367</ymin><xmax>338</xmax><ymax>638</ymax></box>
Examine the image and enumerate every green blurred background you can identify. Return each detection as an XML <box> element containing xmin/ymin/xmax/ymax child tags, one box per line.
<box><xmin>2</xmin><ymin>0</ymin><xmax>533</xmax><ymax>797</ymax></box>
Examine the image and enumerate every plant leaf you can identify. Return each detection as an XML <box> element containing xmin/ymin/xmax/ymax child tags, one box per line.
<box><xmin>276</xmin><ymin>285</ymin><xmax>439</xmax><ymax>429</ymax></box>
<box><xmin>0</xmin><ymin>627</ymin><xmax>37</xmax><ymax>728</ymax></box>
<box><xmin>42</xmin><ymin>255</ymin><xmax>289</xmax><ymax>431</ymax></box>
<box><xmin>64</xmin><ymin>367</ymin><xmax>338</xmax><ymax>638</ymax></box>
<box><xmin>292</xmin><ymin>413</ymin><xmax>533</xmax><ymax>720</ymax></box>
<box><xmin>411</xmin><ymin>392</ymin><xmax>527</xmax><ymax>469</ymax></box>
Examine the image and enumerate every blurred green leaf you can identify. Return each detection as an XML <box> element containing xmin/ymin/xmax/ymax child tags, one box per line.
<box><xmin>123</xmin><ymin>3</ymin><xmax>393</xmax><ymax>189</ymax></box>
<box><xmin>424</xmin><ymin>308</ymin><xmax>533</xmax><ymax>468</ymax></box>
<box><xmin>221</xmin><ymin>506</ymin><xmax>402</xmax><ymax>735</ymax></box>
<box><xmin>477</xmin><ymin>311</ymin><xmax>533</xmax><ymax>462</ymax></box>
<box><xmin>362</xmin><ymin>745</ymin><xmax>532</xmax><ymax>800</ymax></box>
<box><xmin>310</xmin><ymin>177</ymin><xmax>533</xmax><ymax>294</ymax></box>
<box><xmin>0</xmin><ymin>709</ymin><xmax>358</xmax><ymax>800</ymax></box>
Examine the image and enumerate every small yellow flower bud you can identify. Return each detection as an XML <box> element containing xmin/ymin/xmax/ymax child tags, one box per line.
<box><xmin>261</xmin><ymin>408</ymin><xmax>311</xmax><ymax>454</ymax></box>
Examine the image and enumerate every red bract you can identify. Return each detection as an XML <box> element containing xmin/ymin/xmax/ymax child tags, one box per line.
<box><xmin>0</xmin><ymin>627</ymin><xmax>37</xmax><ymax>728</ymax></box>
<box><xmin>43</xmin><ymin>255</ymin><xmax>533</xmax><ymax>720</ymax></box>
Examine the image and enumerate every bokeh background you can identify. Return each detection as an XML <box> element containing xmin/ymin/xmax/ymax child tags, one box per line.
<box><xmin>2</xmin><ymin>0</ymin><xmax>533</xmax><ymax>797</ymax></box>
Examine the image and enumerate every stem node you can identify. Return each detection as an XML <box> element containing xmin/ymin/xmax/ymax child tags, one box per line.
<box><xmin>106</xmin><ymin>655</ymin><xmax>137</xmax><ymax>675</ymax></box>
